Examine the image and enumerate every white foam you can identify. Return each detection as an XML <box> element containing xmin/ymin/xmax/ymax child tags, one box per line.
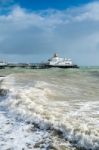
<box><xmin>0</xmin><ymin>74</ymin><xmax>99</xmax><ymax>149</ymax></box>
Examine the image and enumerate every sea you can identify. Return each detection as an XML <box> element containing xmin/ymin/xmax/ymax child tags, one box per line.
<box><xmin>0</xmin><ymin>67</ymin><xmax>99</xmax><ymax>150</ymax></box>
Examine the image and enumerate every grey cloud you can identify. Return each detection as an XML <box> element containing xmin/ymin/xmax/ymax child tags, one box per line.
<box><xmin>0</xmin><ymin>3</ymin><xmax>99</xmax><ymax>65</ymax></box>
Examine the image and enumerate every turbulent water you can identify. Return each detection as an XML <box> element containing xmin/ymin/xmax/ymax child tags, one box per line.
<box><xmin>0</xmin><ymin>67</ymin><xmax>99</xmax><ymax>150</ymax></box>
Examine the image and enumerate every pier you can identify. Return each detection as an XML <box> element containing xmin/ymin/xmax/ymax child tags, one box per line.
<box><xmin>0</xmin><ymin>63</ymin><xmax>79</xmax><ymax>69</ymax></box>
<box><xmin>0</xmin><ymin>63</ymin><xmax>50</xmax><ymax>69</ymax></box>
<box><xmin>0</xmin><ymin>53</ymin><xmax>79</xmax><ymax>69</ymax></box>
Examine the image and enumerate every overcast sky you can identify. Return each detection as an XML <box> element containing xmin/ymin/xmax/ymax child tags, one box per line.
<box><xmin>0</xmin><ymin>0</ymin><xmax>99</xmax><ymax>65</ymax></box>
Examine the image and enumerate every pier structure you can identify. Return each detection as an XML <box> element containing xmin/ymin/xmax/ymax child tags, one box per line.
<box><xmin>0</xmin><ymin>53</ymin><xmax>79</xmax><ymax>69</ymax></box>
<box><xmin>0</xmin><ymin>63</ymin><xmax>79</xmax><ymax>69</ymax></box>
<box><xmin>0</xmin><ymin>63</ymin><xmax>50</xmax><ymax>69</ymax></box>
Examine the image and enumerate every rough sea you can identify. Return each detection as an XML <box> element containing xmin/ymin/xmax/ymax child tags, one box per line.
<box><xmin>0</xmin><ymin>67</ymin><xmax>99</xmax><ymax>150</ymax></box>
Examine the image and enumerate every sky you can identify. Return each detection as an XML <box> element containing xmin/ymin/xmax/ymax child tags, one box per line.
<box><xmin>0</xmin><ymin>0</ymin><xmax>99</xmax><ymax>65</ymax></box>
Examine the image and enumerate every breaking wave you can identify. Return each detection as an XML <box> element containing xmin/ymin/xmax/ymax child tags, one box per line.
<box><xmin>0</xmin><ymin>71</ymin><xmax>99</xmax><ymax>150</ymax></box>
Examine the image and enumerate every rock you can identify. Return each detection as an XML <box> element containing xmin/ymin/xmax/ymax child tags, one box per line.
<box><xmin>46</xmin><ymin>144</ymin><xmax>59</xmax><ymax>150</ymax></box>
<box><xmin>0</xmin><ymin>89</ymin><xmax>8</xmax><ymax>96</ymax></box>
<box><xmin>32</xmin><ymin>122</ymin><xmax>40</xmax><ymax>129</ymax></box>
<box><xmin>52</xmin><ymin>129</ymin><xmax>63</xmax><ymax>137</ymax></box>
<box><xmin>26</xmin><ymin>143</ymin><xmax>32</xmax><ymax>149</ymax></box>
<box><xmin>26</xmin><ymin>121</ymin><xmax>31</xmax><ymax>124</ymax></box>
<box><xmin>34</xmin><ymin>141</ymin><xmax>44</xmax><ymax>148</ymax></box>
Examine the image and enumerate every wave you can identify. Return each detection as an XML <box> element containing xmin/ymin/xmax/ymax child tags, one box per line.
<box><xmin>0</xmin><ymin>74</ymin><xmax>99</xmax><ymax>150</ymax></box>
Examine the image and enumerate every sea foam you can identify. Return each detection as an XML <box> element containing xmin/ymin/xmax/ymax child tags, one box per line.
<box><xmin>0</xmin><ymin>71</ymin><xmax>99</xmax><ymax>150</ymax></box>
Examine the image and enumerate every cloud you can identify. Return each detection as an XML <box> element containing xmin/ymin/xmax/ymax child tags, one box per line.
<box><xmin>0</xmin><ymin>2</ymin><xmax>99</xmax><ymax>65</ymax></box>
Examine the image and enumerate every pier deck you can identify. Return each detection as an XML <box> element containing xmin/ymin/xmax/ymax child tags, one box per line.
<box><xmin>0</xmin><ymin>63</ymin><xmax>50</xmax><ymax>69</ymax></box>
<box><xmin>0</xmin><ymin>63</ymin><xmax>79</xmax><ymax>69</ymax></box>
